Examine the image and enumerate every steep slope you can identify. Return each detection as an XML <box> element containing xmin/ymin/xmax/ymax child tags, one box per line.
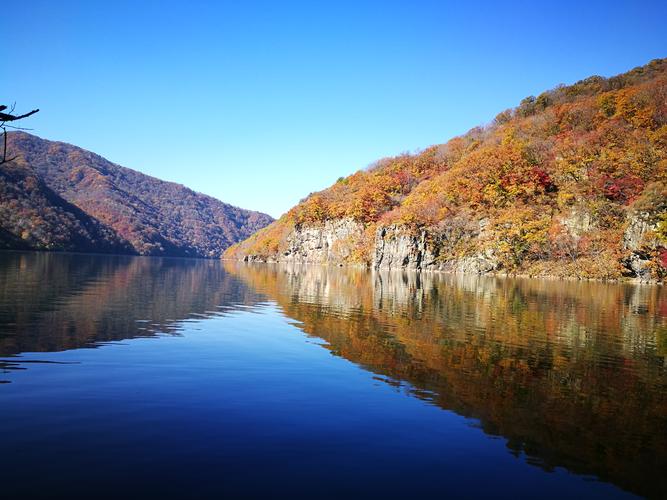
<box><xmin>226</xmin><ymin>58</ymin><xmax>667</xmax><ymax>281</ymax></box>
<box><xmin>0</xmin><ymin>160</ymin><xmax>133</xmax><ymax>253</ymax></box>
<box><xmin>3</xmin><ymin>133</ymin><xmax>273</xmax><ymax>257</ymax></box>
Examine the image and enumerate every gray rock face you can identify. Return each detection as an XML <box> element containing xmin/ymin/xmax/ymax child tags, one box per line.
<box><xmin>245</xmin><ymin>218</ymin><xmax>365</xmax><ymax>265</ymax></box>
<box><xmin>373</xmin><ymin>225</ymin><xmax>499</xmax><ymax>274</ymax></box>
<box><xmin>445</xmin><ymin>251</ymin><xmax>499</xmax><ymax>274</ymax></box>
<box><xmin>245</xmin><ymin>219</ymin><xmax>500</xmax><ymax>274</ymax></box>
<box><xmin>239</xmin><ymin>207</ymin><xmax>665</xmax><ymax>280</ymax></box>
<box><xmin>284</xmin><ymin>218</ymin><xmax>364</xmax><ymax>263</ymax></box>
<box><xmin>623</xmin><ymin>212</ymin><xmax>655</xmax><ymax>251</ymax></box>
<box><xmin>562</xmin><ymin>208</ymin><xmax>593</xmax><ymax>238</ymax></box>
<box><xmin>621</xmin><ymin>211</ymin><xmax>661</xmax><ymax>281</ymax></box>
<box><xmin>374</xmin><ymin>226</ymin><xmax>434</xmax><ymax>270</ymax></box>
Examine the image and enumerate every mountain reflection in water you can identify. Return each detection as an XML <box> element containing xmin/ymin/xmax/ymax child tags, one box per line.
<box><xmin>0</xmin><ymin>252</ymin><xmax>264</xmax><ymax>356</ymax></box>
<box><xmin>0</xmin><ymin>252</ymin><xmax>665</xmax><ymax>498</ymax></box>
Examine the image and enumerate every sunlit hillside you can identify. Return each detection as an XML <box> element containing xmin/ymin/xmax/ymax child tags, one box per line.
<box><xmin>227</xmin><ymin>58</ymin><xmax>667</xmax><ymax>280</ymax></box>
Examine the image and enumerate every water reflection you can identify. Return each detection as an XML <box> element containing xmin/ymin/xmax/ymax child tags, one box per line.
<box><xmin>0</xmin><ymin>251</ymin><xmax>264</xmax><ymax>357</ymax></box>
<box><xmin>1</xmin><ymin>252</ymin><xmax>666</xmax><ymax>497</ymax></box>
<box><xmin>225</xmin><ymin>262</ymin><xmax>667</xmax><ymax>498</ymax></box>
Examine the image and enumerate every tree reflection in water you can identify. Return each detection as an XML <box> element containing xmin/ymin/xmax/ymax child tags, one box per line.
<box><xmin>0</xmin><ymin>253</ymin><xmax>665</xmax><ymax>497</ymax></box>
<box><xmin>226</xmin><ymin>262</ymin><xmax>667</xmax><ymax>498</ymax></box>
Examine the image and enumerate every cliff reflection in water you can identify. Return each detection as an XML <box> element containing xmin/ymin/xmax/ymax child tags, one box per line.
<box><xmin>2</xmin><ymin>252</ymin><xmax>666</xmax><ymax>497</ymax></box>
<box><xmin>0</xmin><ymin>252</ymin><xmax>263</xmax><ymax>357</ymax></box>
<box><xmin>226</xmin><ymin>262</ymin><xmax>667</xmax><ymax>498</ymax></box>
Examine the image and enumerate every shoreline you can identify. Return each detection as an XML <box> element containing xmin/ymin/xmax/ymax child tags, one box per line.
<box><xmin>223</xmin><ymin>257</ymin><xmax>665</xmax><ymax>286</ymax></box>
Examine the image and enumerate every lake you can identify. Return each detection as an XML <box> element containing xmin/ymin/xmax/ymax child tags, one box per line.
<box><xmin>0</xmin><ymin>251</ymin><xmax>665</xmax><ymax>498</ymax></box>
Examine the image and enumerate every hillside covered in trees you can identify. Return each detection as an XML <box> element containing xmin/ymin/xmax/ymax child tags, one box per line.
<box><xmin>1</xmin><ymin>133</ymin><xmax>273</xmax><ymax>257</ymax></box>
<box><xmin>226</xmin><ymin>58</ymin><xmax>667</xmax><ymax>281</ymax></box>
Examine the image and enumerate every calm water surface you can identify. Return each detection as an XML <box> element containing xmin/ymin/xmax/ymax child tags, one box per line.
<box><xmin>0</xmin><ymin>251</ymin><xmax>665</xmax><ymax>498</ymax></box>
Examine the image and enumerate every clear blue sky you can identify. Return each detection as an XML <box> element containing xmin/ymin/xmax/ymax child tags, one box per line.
<box><xmin>5</xmin><ymin>1</ymin><xmax>667</xmax><ymax>217</ymax></box>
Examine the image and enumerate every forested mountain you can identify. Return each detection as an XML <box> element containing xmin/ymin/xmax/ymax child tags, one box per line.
<box><xmin>227</xmin><ymin>58</ymin><xmax>667</xmax><ymax>281</ymax></box>
<box><xmin>1</xmin><ymin>133</ymin><xmax>273</xmax><ymax>257</ymax></box>
<box><xmin>0</xmin><ymin>160</ymin><xmax>132</xmax><ymax>253</ymax></box>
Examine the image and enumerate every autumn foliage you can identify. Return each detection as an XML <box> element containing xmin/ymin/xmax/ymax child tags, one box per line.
<box><xmin>1</xmin><ymin>133</ymin><xmax>274</xmax><ymax>257</ymax></box>
<box><xmin>226</xmin><ymin>58</ymin><xmax>667</xmax><ymax>279</ymax></box>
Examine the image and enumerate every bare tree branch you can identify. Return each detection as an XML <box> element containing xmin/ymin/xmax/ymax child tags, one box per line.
<box><xmin>3</xmin><ymin>124</ymin><xmax>34</xmax><ymax>131</ymax></box>
<box><xmin>0</xmin><ymin>104</ymin><xmax>39</xmax><ymax>165</ymax></box>
<box><xmin>0</xmin><ymin>109</ymin><xmax>39</xmax><ymax>122</ymax></box>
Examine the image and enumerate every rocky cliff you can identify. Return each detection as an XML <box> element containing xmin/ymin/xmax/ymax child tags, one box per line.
<box><xmin>373</xmin><ymin>224</ymin><xmax>500</xmax><ymax>274</ymax></box>
<box><xmin>241</xmin><ymin>220</ymin><xmax>503</xmax><ymax>275</ymax></box>
<box><xmin>240</xmin><ymin>201</ymin><xmax>665</xmax><ymax>281</ymax></box>
<box><xmin>244</xmin><ymin>218</ymin><xmax>367</xmax><ymax>265</ymax></box>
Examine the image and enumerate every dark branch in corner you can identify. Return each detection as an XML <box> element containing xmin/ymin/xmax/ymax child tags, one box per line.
<box><xmin>0</xmin><ymin>108</ymin><xmax>39</xmax><ymax>122</ymax></box>
<box><xmin>0</xmin><ymin>105</ymin><xmax>39</xmax><ymax>165</ymax></box>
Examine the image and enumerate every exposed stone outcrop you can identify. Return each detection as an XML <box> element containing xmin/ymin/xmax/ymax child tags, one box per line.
<box><xmin>374</xmin><ymin>226</ymin><xmax>433</xmax><ymax>270</ymax></box>
<box><xmin>244</xmin><ymin>218</ymin><xmax>504</xmax><ymax>274</ymax></box>
<box><xmin>623</xmin><ymin>212</ymin><xmax>656</xmax><ymax>252</ymax></box>
<box><xmin>245</xmin><ymin>218</ymin><xmax>365</xmax><ymax>265</ymax></box>
<box><xmin>373</xmin><ymin>223</ymin><xmax>499</xmax><ymax>274</ymax></box>
<box><xmin>621</xmin><ymin>211</ymin><xmax>662</xmax><ymax>282</ymax></box>
<box><xmin>241</xmin><ymin>210</ymin><xmax>664</xmax><ymax>281</ymax></box>
<box><xmin>442</xmin><ymin>251</ymin><xmax>499</xmax><ymax>274</ymax></box>
<box><xmin>561</xmin><ymin>207</ymin><xmax>594</xmax><ymax>238</ymax></box>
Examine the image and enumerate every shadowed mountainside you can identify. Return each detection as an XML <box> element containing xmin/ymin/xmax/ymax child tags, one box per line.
<box><xmin>1</xmin><ymin>133</ymin><xmax>273</xmax><ymax>257</ymax></box>
<box><xmin>0</xmin><ymin>160</ymin><xmax>134</xmax><ymax>253</ymax></box>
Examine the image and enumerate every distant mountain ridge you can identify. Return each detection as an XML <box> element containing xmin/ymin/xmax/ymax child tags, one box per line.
<box><xmin>1</xmin><ymin>132</ymin><xmax>273</xmax><ymax>257</ymax></box>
